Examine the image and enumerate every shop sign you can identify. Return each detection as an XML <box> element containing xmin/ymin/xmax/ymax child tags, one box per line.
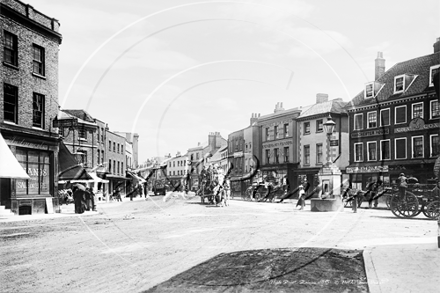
<box><xmin>262</xmin><ymin>140</ymin><xmax>293</xmax><ymax>149</ymax></box>
<box><xmin>351</xmin><ymin>128</ymin><xmax>389</xmax><ymax>138</ymax></box>
<box><xmin>394</xmin><ymin>118</ymin><xmax>439</xmax><ymax>133</ymax></box>
<box><xmin>6</xmin><ymin>137</ymin><xmax>48</xmax><ymax>150</ymax></box>
<box><xmin>346</xmin><ymin>165</ymin><xmax>389</xmax><ymax>174</ymax></box>
<box><xmin>330</xmin><ymin>139</ymin><xmax>339</xmax><ymax>146</ymax></box>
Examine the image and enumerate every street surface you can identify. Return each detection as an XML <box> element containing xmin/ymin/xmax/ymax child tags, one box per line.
<box><xmin>0</xmin><ymin>195</ymin><xmax>437</xmax><ymax>293</ymax></box>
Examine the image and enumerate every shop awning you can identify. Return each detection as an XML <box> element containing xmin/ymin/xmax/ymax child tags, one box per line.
<box><xmin>58</xmin><ymin>141</ymin><xmax>92</xmax><ymax>181</ymax></box>
<box><xmin>127</xmin><ymin>171</ymin><xmax>146</xmax><ymax>184</ymax></box>
<box><xmin>0</xmin><ymin>133</ymin><xmax>30</xmax><ymax>179</ymax></box>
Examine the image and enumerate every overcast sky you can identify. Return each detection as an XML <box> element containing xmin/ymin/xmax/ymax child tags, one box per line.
<box><xmin>28</xmin><ymin>0</ymin><xmax>439</xmax><ymax>162</ymax></box>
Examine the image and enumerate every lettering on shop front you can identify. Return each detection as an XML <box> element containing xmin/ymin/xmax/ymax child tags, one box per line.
<box><xmin>394</xmin><ymin>122</ymin><xmax>439</xmax><ymax>133</ymax></box>
<box><xmin>6</xmin><ymin>137</ymin><xmax>48</xmax><ymax>149</ymax></box>
<box><xmin>351</xmin><ymin>129</ymin><xmax>389</xmax><ymax>138</ymax></box>
<box><xmin>346</xmin><ymin>165</ymin><xmax>389</xmax><ymax>174</ymax></box>
<box><xmin>262</xmin><ymin>140</ymin><xmax>293</xmax><ymax>149</ymax></box>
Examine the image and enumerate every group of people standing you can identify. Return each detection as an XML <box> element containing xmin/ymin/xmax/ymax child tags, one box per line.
<box><xmin>72</xmin><ymin>184</ymin><xmax>97</xmax><ymax>214</ymax></box>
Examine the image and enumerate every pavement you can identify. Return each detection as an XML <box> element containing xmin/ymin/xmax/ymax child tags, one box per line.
<box><xmin>1</xmin><ymin>195</ymin><xmax>439</xmax><ymax>293</ymax></box>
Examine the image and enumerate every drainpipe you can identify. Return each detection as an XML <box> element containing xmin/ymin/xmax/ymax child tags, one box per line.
<box><xmin>333</xmin><ymin>115</ymin><xmax>342</xmax><ymax>164</ymax></box>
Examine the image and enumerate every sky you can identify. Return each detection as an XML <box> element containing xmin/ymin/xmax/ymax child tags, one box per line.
<box><xmin>28</xmin><ymin>0</ymin><xmax>440</xmax><ymax>163</ymax></box>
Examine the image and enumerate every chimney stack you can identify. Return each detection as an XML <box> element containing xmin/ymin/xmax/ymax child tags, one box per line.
<box><xmin>434</xmin><ymin>37</ymin><xmax>440</xmax><ymax>53</ymax></box>
<box><xmin>274</xmin><ymin>102</ymin><xmax>285</xmax><ymax>113</ymax></box>
<box><xmin>375</xmin><ymin>52</ymin><xmax>385</xmax><ymax>80</ymax></box>
<box><xmin>316</xmin><ymin>93</ymin><xmax>328</xmax><ymax>104</ymax></box>
<box><xmin>250</xmin><ymin>113</ymin><xmax>259</xmax><ymax>125</ymax></box>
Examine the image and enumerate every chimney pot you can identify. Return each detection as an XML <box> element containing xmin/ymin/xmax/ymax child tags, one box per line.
<box><xmin>434</xmin><ymin>37</ymin><xmax>440</xmax><ymax>53</ymax></box>
<box><xmin>375</xmin><ymin>51</ymin><xmax>386</xmax><ymax>80</ymax></box>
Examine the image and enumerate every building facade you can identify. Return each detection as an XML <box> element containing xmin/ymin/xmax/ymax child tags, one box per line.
<box><xmin>347</xmin><ymin>40</ymin><xmax>440</xmax><ymax>189</ymax></box>
<box><xmin>106</xmin><ymin>130</ymin><xmax>127</xmax><ymax>193</ymax></box>
<box><xmin>258</xmin><ymin>102</ymin><xmax>301</xmax><ymax>189</ymax></box>
<box><xmin>1</xmin><ymin>0</ymin><xmax>62</xmax><ymax>215</ymax></box>
<box><xmin>295</xmin><ymin>94</ymin><xmax>349</xmax><ymax>193</ymax></box>
<box><xmin>115</xmin><ymin>132</ymin><xmax>139</xmax><ymax>169</ymax></box>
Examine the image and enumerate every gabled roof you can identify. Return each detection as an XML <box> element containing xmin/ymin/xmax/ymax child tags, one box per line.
<box><xmin>298</xmin><ymin>99</ymin><xmax>347</xmax><ymax>120</ymax></box>
<box><xmin>57</xmin><ymin>110</ymin><xmax>97</xmax><ymax>127</ymax></box>
<box><xmin>350</xmin><ymin>52</ymin><xmax>440</xmax><ymax>107</ymax></box>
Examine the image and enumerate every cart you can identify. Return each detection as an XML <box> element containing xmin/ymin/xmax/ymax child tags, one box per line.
<box><xmin>388</xmin><ymin>183</ymin><xmax>439</xmax><ymax>219</ymax></box>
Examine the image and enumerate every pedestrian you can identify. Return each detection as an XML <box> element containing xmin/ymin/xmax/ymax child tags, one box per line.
<box><xmin>223</xmin><ymin>178</ymin><xmax>231</xmax><ymax>206</ymax></box>
<box><xmin>296</xmin><ymin>185</ymin><xmax>305</xmax><ymax>210</ymax></box>
<box><xmin>72</xmin><ymin>185</ymin><xmax>85</xmax><ymax>214</ymax></box>
<box><xmin>87</xmin><ymin>188</ymin><xmax>97</xmax><ymax>211</ymax></box>
<box><xmin>369</xmin><ymin>180</ymin><xmax>382</xmax><ymax>209</ymax></box>
<box><xmin>398</xmin><ymin>173</ymin><xmax>408</xmax><ymax>198</ymax></box>
<box><xmin>282</xmin><ymin>175</ymin><xmax>290</xmax><ymax>193</ymax></box>
<box><xmin>84</xmin><ymin>188</ymin><xmax>91</xmax><ymax>211</ymax></box>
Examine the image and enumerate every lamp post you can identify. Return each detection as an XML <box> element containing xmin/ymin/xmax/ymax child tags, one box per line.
<box><xmin>323</xmin><ymin>115</ymin><xmax>336</xmax><ymax>166</ymax></box>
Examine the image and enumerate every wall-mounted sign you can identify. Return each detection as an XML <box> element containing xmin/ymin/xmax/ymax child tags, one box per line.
<box><xmin>330</xmin><ymin>139</ymin><xmax>339</xmax><ymax>146</ymax></box>
<box><xmin>346</xmin><ymin>165</ymin><xmax>389</xmax><ymax>174</ymax></box>
<box><xmin>262</xmin><ymin>140</ymin><xmax>293</xmax><ymax>149</ymax></box>
<box><xmin>351</xmin><ymin>128</ymin><xmax>389</xmax><ymax>138</ymax></box>
<box><xmin>394</xmin><ymin>118</ymin><xmax>438</xmax><ymax>133</ymax></box>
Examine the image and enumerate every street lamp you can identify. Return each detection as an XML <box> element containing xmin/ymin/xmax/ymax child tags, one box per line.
<box><xmin>323</xmin><ymin>115</ymin><xmax>336</xmax><ymax>166</ymax></box>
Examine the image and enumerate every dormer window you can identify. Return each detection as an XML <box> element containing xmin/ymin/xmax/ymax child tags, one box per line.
<box><xmin>364</xmin><ymin>81</ymin><xmax>384</xmax><ymax>99</ymax></box>
<box><xmin>394</xmin><ymin>75</ymin><xmax>405</xmax><ymax>93</ymax></box>
<box><xmin>365</xmin><ymin>83</ymin><xmax>374</xmax><ymax>98</ymax></box>
<box><xmin>429</xmin><ymin>65</ymin><xmax>440</xmax><ymax>87</ymax></box>
<box><xmin>394</xmin><ymin>74</ymin><xmax>416</xmax><ymax>94</ymax></box>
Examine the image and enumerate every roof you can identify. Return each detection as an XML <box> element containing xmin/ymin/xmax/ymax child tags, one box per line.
<box><xmin>298</xmin><ymin>99</ymin><xmax>348</xmax><ymax>119</ymax></box>
<box><xmin>62</xmin><ymin>110</ymin><xmax>96</xmax><ymax>123</ymax></box>
<box><xmin>258</xmin><ymin>107</ymin><xmax>302</xmax><ymax>121</ymax></box>
<box><xmin>349</xmin><ymin>52</ymin><xmax>440</xmax><ymax>108</ymax></box>
<box><xmin>57</xmin><ymin>110</ymin><xmax>97</xmax><ymax>127</ymax></box>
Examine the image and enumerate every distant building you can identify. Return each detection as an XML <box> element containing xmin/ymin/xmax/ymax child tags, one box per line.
<box><xmin>347</xmin><ymin>39</ymin><xmax>440</xmax><ymax>189</ymax></box>
<box><xmin>1</xmin><ymin>0</ymin><xmax>62</xmax><ymax>215</ymax></box>
<box><xmin>115</xmin><ymin>132</ymin><xmax>139</xmax><ymax>168</ymax></box>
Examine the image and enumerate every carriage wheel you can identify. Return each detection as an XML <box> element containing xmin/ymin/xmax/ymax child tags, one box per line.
<box><xmin>254</xmin><ymin>192</ymin><xmax>261</xmax><ymax>201</ymax></box>
<box><xmin>423</xmin><ymin>201</ymin><xmax>440</xmax><ymax>220</ymax></box>
<box><xmin>385</xmin><ymin>193</ymin><xmax>394</xmax><ymax>209</ymax></box>
<box><xmin>390</xmin><ymin>193</ymin><xmax>419</xmax><ymax>218</ymax></box>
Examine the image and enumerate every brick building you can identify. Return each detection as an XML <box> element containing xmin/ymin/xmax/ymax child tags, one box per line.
<box><xmin>346</xmin><ymin>39</ymin><xmax>440</xmax><ymax>189</ymax></box>
<box><xmin>1</xmin><ymin>0</ymin><xmax>62</xmax><ymax>215</ymax></box>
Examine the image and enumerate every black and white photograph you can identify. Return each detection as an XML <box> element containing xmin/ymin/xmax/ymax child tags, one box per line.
<box><xmin>1</xmin><ymin>0</ymin><xmax>439</xmax><ymax>292</ymax></box>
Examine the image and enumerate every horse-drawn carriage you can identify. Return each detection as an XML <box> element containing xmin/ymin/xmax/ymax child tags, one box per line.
<box><xmin>387</xmin><ymin>183</ymin><xmax>439</xmax><ymax>219</ymax></box>
<box><xmin>243</xmin><ymin>182</ymin><xmax>285</xmax><ymax>202</ymax></box>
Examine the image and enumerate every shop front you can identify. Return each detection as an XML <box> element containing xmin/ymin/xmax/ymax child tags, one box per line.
<box><xmin>0</xmin><ymin>131</ymin><xmax>59</xmax><ymax>215</ymax></box>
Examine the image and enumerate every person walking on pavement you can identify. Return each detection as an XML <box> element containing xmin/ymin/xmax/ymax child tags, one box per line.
<box><xmin>72</xmin><ymin>185</ymin><xmax>86</xmax><ymax>214</ymax></box>
<box><xmin>296</xmin><ymin>185</ymin><xmax>305</xmax><ymax>210</ymax></box>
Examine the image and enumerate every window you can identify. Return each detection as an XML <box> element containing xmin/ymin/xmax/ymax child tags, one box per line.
<box><xmin>304</xmin><ymin>145</ymin><xmax>310</xmax><ymax>165</ymax></box>
<box><xmin>265</xmin><ymin>128</ymin><xmax>270</xmax><ymax>140</ymax></box>
<box><xmin>266</xmin><ymin>149</ymin><xmax>270</xmax><ymax>164</ymax></box>
<box><xmin>117</xmin><ymin>162</ymin><xmax>120</xmax><ymax>175</ymax></box>
<box><xmin>379</xmin><ymin>109</ymin><xmax>390</xmax><ymax>126</ymax></box>
<box><xmin>274</xmin><ymin>148</ymin><xmax>279</xmax><ymax>163</ymax></box>
<box><xmin>101</xmin><ymin>150</ymin><xmax>104</xmax><ymax>164</ymax></box>
<box><xmin>284</xmin><ymin>147</ymin><xmax>289</xmax><ymax>162</ymax></box>
<box><xmin>101</xmin><ymin>128</ymin><xmax>104</xmax><ymax>144</ymax></box>
<box><xmin>78</xmin><ymin>127</ymin><xmax>87</xmax><ymax>139</ymax></box>
<box><xmin>108</xmin><ymin>160</ymin><xmax>111</xmax><ymax>173</ymax></box>
<box><xmin>367</xmin><ymin>112</ymin><xmax>377</xmax><ymax>128</ymax></box>
<box><xmin>113</xmin><ymin>160</ymin><xmax>116</xmax><ymax>174</ymax></box>
<box><xmin>117</xmin><ymin>144</ymin><xmax>120</xmax><ymax>154</ymax></box>
<box><xmin>304</xmin><ymin>122</ymin><xmax>310</xmax><ymax>134</ymax></box>
<box><xmin>97</xmin><ymin>151</ymin><xmax>100</xmax><ymax>164</ymax></box>
<box><xmin>354</xmin><ymin>114</ymin><xmax>363</xmax><ymax>130</ymax></box>
<box><xmin>395</xmin><ymin>105</ymin><xmax>407</xmax><ymax>124</ymax></box>
<box><xmin>3</xmin><ymin>83</ymin><xmax>18</xmax><ymax>123</ymax></box>
<box><xmin>15</xmin><ymin>149</ymin><xmax>50</xmax><ymax>195</ymax></box>
<box><xmin>430</xmin><ymin>100</ymin><xmax>440</xmax><ymax>119</ymax></box>
<box><xmin>394</xmin><ymin>75</ymin><xmax>405</xmax><ymax>93</ymax></box>
<box><xmin>32</xmin><ymin>93</ymin><xmax>45</xmax><ymax>128</ymax></box>
<box><xmin>354</xmin><ymin>143</ymin><xmax>363</xmax><ymax>162</ymax></box>
<box><xmin>196</xmin><ymin>153</ymin><xmax>199</xmax><ymax>160</ymax></box>
<box><xmin>4</xmin><ymin>31</ymin><xmax>18</xmax><ymax>66</ymax></box>
<box><xmin>412</xmin><ymin>103</ymin><xmax>423</xmax><ymax>119</ymax></box>
<box><xmin>121</xmin><ymin>145</ymin><xmax>123</xmax><ymax>153</ymax></box>
<box><xmin>367</xmin><ymin>142</ymin><xmax>377</xmax><ymax>161</ymax></box>
<box><xmin>274</xmin><ymin>126</ymin><xmax>279</xmax><ymax>139</ymax></box>
<box><xmin>380</xmin><ymin>140</ymin><xmax>391</xmax><ymax>161</ymax></box>
<box><xmin>395</xmin><ymin>138</ymin><xmax>407</xmax><ymax>159</ymax></box>
<box><xmin>316</xmin><ymin>144</ymin><xmax>323</xmax><ymax>164</ymax></box>
<box><xmin>430</xmin><ymin>135</ymin><xmax>439</xmax><ymax>157</ymax></box>
<box><xmin>108</xmin><ymin>140</ymin><xmax>111</xmax><ymax>151</ymax></box>
<box><xmin>284</xmin><ymin>124</ymin><xmax>289</xmax><ymax>137</ymax></box>
<box><xmin>113</xmin><ymin>142</ymin><xmax>115</xmax><ymax>152</ymax></box>
<box><xmin>365</xmin><ymin>82</ymin><xmax>374</xmax><ymax>98</ymax></box>
<box><xmin>121</xmin><ymin>162</ymin><xmax>124</xmax><ymax>173</ymax></box>
<box><xmin>32</xmin><ymin>44</ymin><xmax>45</xmax><ymax>76</ymax></box>
<box><xmin>316</xmin><ymin>119</ymin><xmax>323</xmax><ymax>132</ymax></box>
<box><xmin>429</xmin><ymin>65</ymin><xmax>440</xmax><ymax>87</ymax></box>
<box><xmin>412</xmin><ymin>136</ymin><xmax>424</xmax><ymax>158</ymax></box>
